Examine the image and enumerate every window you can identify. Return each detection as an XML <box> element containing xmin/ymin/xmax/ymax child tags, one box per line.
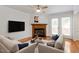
<box><xmin>51</xmin><ymin>17</ymin><xmax>71</xmax><ymax>37</ymax></box>
<box><xmin>61</xmin><ymin>17</ymin><xmax>71</xmax><ymax>35</ymax></box>
<box><xmin>52</xmin><ymin>18</ymin><xmax>58</xmax><ymax>34</ymax></box>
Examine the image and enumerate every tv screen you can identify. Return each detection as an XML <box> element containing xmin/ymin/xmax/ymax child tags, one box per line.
<box><xmin>8</xmin><ymin>21</ymin><xmax>25</xmax><ymax>32</ymax></box>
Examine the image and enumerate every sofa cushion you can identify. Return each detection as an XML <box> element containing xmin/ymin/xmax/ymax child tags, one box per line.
<box><xmin>0</xmin><ymin>42</ymin><xmax>10</xmax><ymax>53</ymax></box>
<box><xmin>18</xmin><ymin>43</ymin><xmax>29</xmax><ymax>50</ymax></box>
<box><xmin>4</xmin><ymin>36</ymin><xmax>21</xmax><ymax>44</ymax></box>
<box><xmin>38</xmin><ymin>44</ymin><xmax>63</xmax><ymax>53</ymax></box>
<box><xmin>0</xmin><ymin>35</ymin><xmax>19</xmax><ymax>52</ymax></box>
<box><xmin>55</xmin><ymin>34</ymin><xmax>64</xmax><ymax>49</ymax></box>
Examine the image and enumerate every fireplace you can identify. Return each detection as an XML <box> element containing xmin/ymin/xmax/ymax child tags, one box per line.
<box><xmin>31</xmin><ymin>24</ymin><xmax>47</xmax><ymax>38</ymax></box>
<box><xmin>34</xmin><ymin>28</ymin><xmax>45</xmax><ymax>37</ymax></box>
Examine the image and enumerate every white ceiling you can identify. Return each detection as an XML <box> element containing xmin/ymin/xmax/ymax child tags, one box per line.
<box><xmin>5</xmin><ymin>5</ymin><xmax>73</xmax><ymax>15</ymax></box>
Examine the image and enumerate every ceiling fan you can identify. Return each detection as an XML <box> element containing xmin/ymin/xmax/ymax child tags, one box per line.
<box><xmin>33</xmin><ymin>5</ymin><xmax>48</xmax><ymax>13</ymax></box>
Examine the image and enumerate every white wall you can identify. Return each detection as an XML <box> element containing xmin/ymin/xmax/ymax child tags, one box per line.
<box><xmin>39</xmin><ymin>15</ymin><xmax>49</xmax><ymax>36</ymax></box>
<box><xmin>0</xmin><ymin>6</ymin><xmax>33</xmax><ymax>40</ymax></box>
<box><xmin>72</xmin><ymin>6</ymin><xmax>79</xmax><ymax>39</ymax></box>
<box><xmin>73</xmin><ymin>13</ymin><xmax>79</xmax><ymax>39</ymax></box>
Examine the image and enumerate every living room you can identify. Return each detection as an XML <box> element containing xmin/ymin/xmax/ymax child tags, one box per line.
<box><xmin>0</xmin><ymin>5</ymin><xmax>79</xmax><ymax>53</ymax></box>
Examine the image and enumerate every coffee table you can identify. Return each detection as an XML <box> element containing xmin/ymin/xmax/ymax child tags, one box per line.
<box><xmin>19</xmin><ymin>37</ymin><xmax>55</xmax><ymax>47</ymax></box>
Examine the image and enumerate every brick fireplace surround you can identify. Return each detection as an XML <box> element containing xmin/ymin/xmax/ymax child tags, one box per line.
<box><xmin>31</xmin><ymin>24</ymin><xmax>47</xmax><ymax>38</ymax></box>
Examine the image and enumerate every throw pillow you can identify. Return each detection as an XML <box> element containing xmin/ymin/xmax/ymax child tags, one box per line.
<box><xmin>52</xmin><ymin>35</ymin><xmax>59</xmax><ymax>41</ymax></box>
<box><xmin>18</xmin><ymin>43</ymin><xmax>29</xmax><ymax>50</ymax></box>
<box><xmin>55</xmin><ymin>34</ymin><xmax>64</xmax><ymax>49</ymax></box>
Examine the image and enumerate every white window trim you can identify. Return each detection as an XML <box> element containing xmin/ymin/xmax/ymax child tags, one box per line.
<box><xmin>60</xmin><ymin>16</ymin><xmax>72</xmax><ymax>38</ymax></box>
<box><xmin>51</xmin><ymin>16</ymin><xmax>73</xmax><ymax>39</ymax></box>
<box><xmin>51</xmin><ymin>18</ymin><xmax>59</xmax><ymax>35</ymax></box>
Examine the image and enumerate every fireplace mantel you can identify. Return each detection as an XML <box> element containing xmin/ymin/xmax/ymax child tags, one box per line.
<box><xmin>31</xmin><ymin>23</ymin><xmax>47</xmax><ymax>25</ymax></box>
<box><xmin>31</xmin><ymin>24</ymin><xmax>47</xmax><ymax>38</ymax></box>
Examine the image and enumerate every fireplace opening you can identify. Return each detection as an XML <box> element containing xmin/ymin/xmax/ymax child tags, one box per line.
<box><xmin>34</xmin><ymin>28</ymin><xmax>45</xmax><ymax>37</ymax></box>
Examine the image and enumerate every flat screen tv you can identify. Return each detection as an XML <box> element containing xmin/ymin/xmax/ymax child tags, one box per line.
<box><xmin>8</xmin><ymin>21</ymin><xmax>25</xmax><ymax>32</ymax></box>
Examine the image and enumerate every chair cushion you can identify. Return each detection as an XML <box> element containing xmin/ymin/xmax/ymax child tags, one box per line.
<box><xmin>18</xmin><ymin>43</ymin><xmax>29</xmax><ymax>50</ymax></box>
<box><xmin>0</xmin><ymin>35</ymin><xmax>19</xmax><ymax>52</ymax></box>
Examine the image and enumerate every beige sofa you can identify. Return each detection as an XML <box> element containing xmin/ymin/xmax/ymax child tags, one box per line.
<box><xmin>16</xmin><ymin>43</ymin><xmax>64</xmax><ymax>53</ymax></box>
<box><xmin>0</xmin><ymin>35</ymin><xmax>64</xmax><ymax>53</ymax></box>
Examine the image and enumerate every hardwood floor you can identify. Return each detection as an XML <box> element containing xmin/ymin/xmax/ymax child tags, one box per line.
<box><xmin>65</xmin><ymin>39</ymin><xmax>79</xmax><ymax>53</ymax></box>
<box><xmin>18</xmin><ymin>37</ymin><xmax>32</xmax><ymax>43</ymax></box>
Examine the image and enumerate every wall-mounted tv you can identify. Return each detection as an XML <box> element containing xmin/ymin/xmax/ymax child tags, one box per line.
<box><xmin>8</xmin><ymin>21</ymin><xmax>25</xmax><ymax>33</ymax></box>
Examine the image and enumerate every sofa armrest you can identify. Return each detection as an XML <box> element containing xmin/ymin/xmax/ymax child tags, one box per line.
<box><xmin>0</xmin><ymin>42</ymin><xmax>10</xmax><ymax>53</ymax></box>
<box><xmin>16</xmin><ymin>43</ymin><xmax>37</xmax><ymax>53</ymax></box>
<box><xmin>38</xmin><ymin>44</ymin><xmax>64</xmax><ymax>53</ymax></box>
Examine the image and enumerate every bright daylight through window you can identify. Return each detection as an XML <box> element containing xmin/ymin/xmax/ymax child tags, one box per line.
<box><xmin>52</xmin><ymin>17</ymin><xmax>71</xmax><ymax>36</ymax></box>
